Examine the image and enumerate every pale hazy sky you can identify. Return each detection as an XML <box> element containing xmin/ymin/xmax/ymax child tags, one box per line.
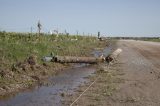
<box><xmin>0</xmin><ymin>0</ymin><xmax>160</xmax><ymax>37</ymax></box>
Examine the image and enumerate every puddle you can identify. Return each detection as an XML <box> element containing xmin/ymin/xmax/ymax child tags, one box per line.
<box><xmin>0</xmin><ymin>46</ymin><xmax>112</xmax><ymax>106</ymax></box>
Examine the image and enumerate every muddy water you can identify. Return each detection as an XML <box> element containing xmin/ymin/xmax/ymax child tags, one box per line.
<box><xmin>0</xmin><ymin>65</ymin><xmax>97</xmax><ymax>106</ymax></box>
<box><xmin>0</xmin><ymin>47</ymin><xmax>111</xmax><ymax>106</ymax></box>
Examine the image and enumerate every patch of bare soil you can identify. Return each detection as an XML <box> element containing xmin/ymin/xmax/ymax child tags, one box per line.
<box><xmin>64</xmin><ymin>40</ymin><xmax>160</xmax><ymax>106</ymax></box>
<box><xmin>0</xmin><ymin>55</ymin><xmax>68</xmax><ymax>97</ymax></box>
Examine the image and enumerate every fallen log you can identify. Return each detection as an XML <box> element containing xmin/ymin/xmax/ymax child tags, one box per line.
<box><xmin>42</xmin><ymin>48</ymin><xmax>122</xmax><ymax>64</ymax></box>
<box><xmin>53</xmin><ymin>56</ymin><xmax>105</xmax><ymax>64</ymax></box>
<box><xmin>105</xmin><ymin>48</ymin><xmax>122</xmax><ymax>63</ymax></box>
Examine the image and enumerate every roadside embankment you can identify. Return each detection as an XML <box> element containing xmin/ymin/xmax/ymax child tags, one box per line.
<box><xmin>0</xmin><ymin>32</ymin><xmax>111</xmax><ymax>97</ymax></box>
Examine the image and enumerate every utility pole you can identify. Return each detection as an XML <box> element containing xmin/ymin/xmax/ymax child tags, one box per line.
<box><xmin>76</xmin><ymin>30</ymin><xmax>79</xmax><ymax>36</ymax></box>
<box><xmin>64</xmin><ymin>29</ymin><xmax>67</xmax><ymax>35</ymax></box>
<box><xmin>37</xmin><ymin>20</ymin><xmax>42</xmax><ymax>36</ymax></box>
<box><xmin>98</xmin><ymin>31</ymin><xmax>100</xmax><ymax>39</ymax></box>
<box><xmin>30</xmin><ymin>27</ymin><xmax>33</xmax><ymax>35</ymax></box>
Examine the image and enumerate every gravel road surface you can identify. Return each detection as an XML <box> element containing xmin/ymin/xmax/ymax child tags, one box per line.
<box><xmin>109</xmin><ymin>40</ymin><xmax>160</xmax><ymax>106</ymax></box>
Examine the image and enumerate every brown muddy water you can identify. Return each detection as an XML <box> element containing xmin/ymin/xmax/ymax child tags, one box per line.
<box><xmin>0</xmin><ymin>47</ymin><xmax>112</xmax><ymax>106</ymax></box>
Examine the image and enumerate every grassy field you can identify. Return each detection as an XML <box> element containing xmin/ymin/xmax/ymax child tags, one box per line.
<box><xmin>0</xmin><ymin>32</ymin><xmax>107</xmax><ymax>68</ymax></box>
<box><xmin>0</xmin><ymin>31</ymin><xmax>108</xmax><ymax>96</ymax></box>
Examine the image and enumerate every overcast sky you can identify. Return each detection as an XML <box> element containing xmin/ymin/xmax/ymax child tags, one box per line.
<box><xmin>0</xmin><ymin>0</ymin><xmax>160</xmax><ymax>37</ymax></box>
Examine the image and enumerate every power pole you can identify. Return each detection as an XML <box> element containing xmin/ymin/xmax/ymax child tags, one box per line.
<box><xmin>98</xmin><ymin>31</ymin><xmax>100</xmax><ymax>39</ymax></box>
<box><xmin>37</xmin><ymin>20</ymin><xmax>42</xmax><ymax>36</ymax></box>
<box><xmin>30</xmin><ymin>27</ymin><xmax>33</xmax><ymax>35</ymax></box>
<box><xmin>64</xmin><ymin>29</ymin><xmax>67</xmax><ymax>35</ymax></box>
<box><xmin>76</xmin><ymin>30</ymin><xmax>79</xmax><ymax>36</ymax></box>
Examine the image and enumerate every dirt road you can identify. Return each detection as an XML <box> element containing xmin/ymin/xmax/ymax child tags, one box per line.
<box><xmin>66</xmin><ymin>40</ymin><xmax>160</xmax><ymax>106</ymax></box>
<box><xmin>109</xmin><ymin>40</ymin><xmax>160</xmax><ymax>106</ymax></box>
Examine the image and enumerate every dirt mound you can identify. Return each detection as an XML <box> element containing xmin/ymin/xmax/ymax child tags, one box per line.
<box><xmin>0</xmin><ymin>55</ymin><xmax>49</xmax><ymax>97</ymax></box>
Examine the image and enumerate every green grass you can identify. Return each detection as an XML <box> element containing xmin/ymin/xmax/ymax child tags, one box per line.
<box><xmin>0</xmin><ymin>31</ymin><xmax>106</xmax><ymax>69</ymax></box>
